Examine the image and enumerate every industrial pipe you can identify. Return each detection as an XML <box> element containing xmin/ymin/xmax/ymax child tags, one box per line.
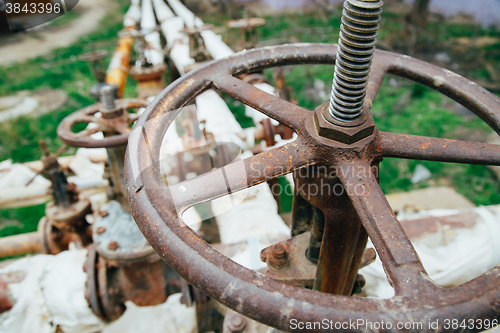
<box><xmin>104</xmin><ymin>0</ymin><xmax>141</xmax><ymax>98</ymax></box>
<box><xmin>0</xmin><ymin>232</ymin><xmax>41</xmax><ymax>258</ymax></box>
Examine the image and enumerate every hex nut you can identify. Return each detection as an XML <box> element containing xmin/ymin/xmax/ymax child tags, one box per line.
<box><xmin>227</xmin><ymin>315</ymin><xmax>247</xmax><ymax>333</ymax></box>
<box><xmin>313</xmin><ymin>103</ymin><xmax>375</xmax><ymax>144</ymax></box>
<box><xmin>267</xmin><ymin>243</ymin><xmax>289</xmax><ymax>271</ymax></box>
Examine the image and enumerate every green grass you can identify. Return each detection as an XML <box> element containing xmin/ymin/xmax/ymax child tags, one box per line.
<box><xmin>0</xmin><ymin>205</ymin><xmax>45</xmax><ymax>237</ymax></box>
<box><xmin>371</xmin><ymin>77</ymin><xmax>500</xmax><ymax>206</ymax></box>
<box><xmin>1</xmin><ymin>2</ymin><xmax>500</xmax><ymax>237</ymax></box>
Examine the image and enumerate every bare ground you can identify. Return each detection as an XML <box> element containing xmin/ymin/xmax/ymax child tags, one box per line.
<box><xmin>0</xmin><ymin>0</ymin><xmax>115</xmax><ymax>66</ymax></box>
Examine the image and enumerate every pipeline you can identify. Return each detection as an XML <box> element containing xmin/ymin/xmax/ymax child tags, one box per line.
<box><xmin>0</xmin><ymin>232</ymin><xmax>41</xmax><ymax>258</ymax></box>
<box><xmin>166</xmin><ymin>0</ymin><xmax>280</xmax><ymax>125</ymax></box>
<box><xmin>141</xmin><ymin>0</ymin><xmax>164</xmax><ymax>65</ymax></box>
<box><xmin>104</xmin><ymin>1</ymin><xmax>141</xmax><ymax>98</ymax></box>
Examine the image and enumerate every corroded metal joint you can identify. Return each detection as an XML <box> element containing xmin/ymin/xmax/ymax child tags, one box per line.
<box><xmin>130</xmin><ymin>63</ymin><xmax>167</xmax><ymax>100</ymax></box>
<box><xmin>181</xmin><ymin>25</ymin><xmax>213</xmax><ymax>63</ymax></box>
<box><xmin>261</xmin><ymin>243</ymin><xmax>289</xmax><ymax>271</ymax></box>
<box><xmin>129</xmin><ymin>63</ymin><xmax>167</xmax><ymax>82</ymax></box>
<box><xmin>100</xmin><ymin>106</ymin><xmax>124</xmax><ymax>120</ymax></box>
<box><xmin>45</xmin><ymin>198</ymin><xmax>92</xmax><ymax>229</ymax></box>
<box><xmin>313</xmin><ymin>103</ymin><xmax>375</xmax><ymax>144</ymax></box>
<box><xmin>227</xmin><ymin>314</ymin><xmax>247</xmax><ymax>333</ymax></box>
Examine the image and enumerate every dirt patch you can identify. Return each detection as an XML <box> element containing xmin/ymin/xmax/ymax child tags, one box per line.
<box><xmin>0</xmin><ymin>0</ymin><xmax>116</xmax><ymax>66</ymax></box>
<box><xmin>0</xmin><ymin>89</ymin><xmax>67</xmax><ymax>121</ymax></box>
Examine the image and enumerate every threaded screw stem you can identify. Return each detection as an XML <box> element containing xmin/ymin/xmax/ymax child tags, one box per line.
<box><xmin>101</xmin><ymin>85</ymin><xmax>116</xmax><ymax>111</ymax></box>
<box><xmin>329</xmin><ymin>0</ymin><xmax>383</xmax><ymax>122</ymax></box>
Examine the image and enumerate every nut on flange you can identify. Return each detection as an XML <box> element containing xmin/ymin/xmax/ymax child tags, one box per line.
<box><xmin>313</xmin><ymin>103</ymin><xmax>375</xmax><ymax>144</ymax></box>
<box><xmin>261</xmin><ymin>243</ymin><xmax>289</xmax><ymax>271</ymax></box>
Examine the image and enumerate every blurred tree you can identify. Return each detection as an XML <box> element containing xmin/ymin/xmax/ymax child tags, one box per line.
<box><xmin>404</xmin><ymin>0</ymin><xmax>430</xmax><ymax>55</ymax></box>
<box><xmin>226</xmin><ymin>0</ymin><xmax>238</xmax><ymax>19</ymax></box>
<box><xmin>405</xmin><ymin>0</ymin><xmax>430</xmax><ymax>31</ymax></box>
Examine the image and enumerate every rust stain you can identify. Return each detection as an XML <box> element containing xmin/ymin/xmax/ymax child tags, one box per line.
<box><xmin>419</xmin><ymin>142</ymin><xmax>431</xmax><ymax>150</ymax></box>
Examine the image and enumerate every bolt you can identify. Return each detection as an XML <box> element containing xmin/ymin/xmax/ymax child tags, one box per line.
<box><xmin>329</xmin><ymin>0</ymin><xmax>383</xmax><ymax>122</ymax></box>
<box><xmin>260</xmin><ymin>248</ymin><xmax>269</xmax><ymax>263</ymax></box>
<box><xmin>227</xmin><ymin>314</ymin><xmax>246</xmax><ymax>332</ymax></box>
<box><xmin>273</xmin><ymin>244</ymin><xmax>287</xmax><ymax>259</ymax></box>
<box><xmin>101</xmin><ymin>85</ymin><xmax>116</xmax><ymax>111</ymax></box>
<box><xmin>96</xmin><ymin>227</ymin><xmax>106</xmax><ymax>234</ymax></box>
<box><xmin>108</xmin><ymin>241</ymin><xmax>119</xmax><ymax>251</ymax></box>
<box><xmin>267</xmin><ymin>243</ymin><xmax>289</xmax><ymax>270</ymax></box>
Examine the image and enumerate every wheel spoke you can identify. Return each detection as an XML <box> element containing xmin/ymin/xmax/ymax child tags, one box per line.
<box><xmin>212</xmin><ymin>74</ymin><xmax>309</xmax><ymax>131</ymax></box>
<box><xmin>337</xmin><ymin>160</ymin><xmax>434</xmax><ymax>296</ymax></box>
<box><xmin>114</xmin><ymin>122</ymin><xmax>132</xmax><ymax>135</ymax></box>
<box><xmin>378</xmin><ymin>131</ymin><xmax>500</xmax><ymax>165</ymax></box>
<box><xmin>74</xmin><ymin>114</ymin><xmax>98</xmax><ymax>124</ymax></box>
<box><xmin>169</xmin><ymin>140</ymin><xmax>316</xmax><ymax>214</ymax></box>
<box><xmin>75</xmin><ymin>126</ymin><xmax>101</xmax><ymax>137</ymax></box>
<box><xmin>365</xmin><ymin>55</ymin><xmax>388</xmax><ymax>108</ymax></box>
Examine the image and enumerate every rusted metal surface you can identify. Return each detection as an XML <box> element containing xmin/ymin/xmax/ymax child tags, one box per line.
<box><xmin>125</xmin><ymin>44</ymin><xmax>500</xmax><ymax>332</ymax></box>
<box><xmin>26</xmin><ymin>141</ymin><xmax>94</xmax><ymax>256</ymax></box>
<box><xmin>181</xmin><ymin>25</ymin><xmax>213</xmax><ymax>63</ymax></box>
<box><xmin>273</xmin><ymin>67</ymin><xmax>293</xmax><ymax>103</ymax></box>
<box><xmin>57</xmin><ymin>99</ymin><xmax>148</xmax><ymax>148</ymax></box>
<box><xmin>223</xmin><ymin>309</ymin><xmax>269</xmax><ymax>333</ymax></box>
<box><xmin>24</xmin><ymin>150</ymin><xmax>108</xmax><ymax>173</ymax></box>
<box><xmin>129</xmin><ymin>63</ymin><xmax>167</xmax><ymax>100</ymax></box>
<box><xmin>227</xmin><ymin>18</ymin><xmax>266</xmax><ymax>51</ymax></box>
<box><xmin>313</xmin><ymin>103</ymin><xmax>375</xmax><ymax>144</ymax></box>
<box><xmin>290</xmin><ymin>179</ymin><xmax>313</xmax><ymax>237</ymax></box>
<box><xmin>256</xmin><ymin>118</ymin><xmax>294</xmax><ymax>147</ymax></box>
<box><xmin>0</xmin><ymin>232</ymin><xmax>41</xmax><ymax>258</ymax></box>
<box><xmin>39</xmin><ymin>198</ymin><xmax>93</xmax><ymax>254</ymax></box>
<box><xmin>181</xmin><ymin>280</ymin><xmax>225</xmax><ymax>332</ymax></box>
<box><xmin>293</xmin><ymin>168</ymin><xmax>369</xmax><ymax>295</ymax></box>
<box><xmin>38</xmin><ymin>202</ymin><xmax>93</xmax><ymax>255</ymax></box>
<box><xmin>260</xmin><ymin>232</ymin><xmax>317</xmax><ymax>288</ymax></box>
<box><xmin>79</xmin><ymin>50</ymin><xmax>109</xmax><ymax>83</ymax></box>
<box><xmin>84</xmin><ymin>244</ymin><xmax>183</xmax><ymax>321</ymax></box>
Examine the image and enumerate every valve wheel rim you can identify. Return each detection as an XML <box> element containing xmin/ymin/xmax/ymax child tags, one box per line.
<box><xmin>125</xmin><ymin>43</ymin><xmax>500</xmax><ymax>331</ymax></box>
<box><xmin>57</xmin><ymin>99</ymin><xmax>149</xmax><ymax>148</ymax></box>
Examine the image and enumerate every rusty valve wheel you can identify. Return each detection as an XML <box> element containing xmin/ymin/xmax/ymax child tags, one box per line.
<box><xmin>125</xmin><ymin>44</ymin><xmax>500</xmax><ymax>332</ymax></box>
<box><xmin>57</xmin><ymin>99</ymin><xmax>149</xmax><ymax>148</ymax></box>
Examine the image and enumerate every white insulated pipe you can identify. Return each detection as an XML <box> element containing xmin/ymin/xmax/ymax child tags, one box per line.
<box><xmin>165</xmin><ymin>0</ymin><xmax>276</xmax><ymax>124</ymax></box>
<box><xmin>124</xmin><ymin>0</ymin><xmax>141</xmax><ymax>28</ymax></box>
<box><xmin>151</xmin><ymin>0</ymin><xmax>192</xmax><ymax>75</ymax></box>
<box><xmin>166</xmin><ymin>0</ymin><xmax>234</xmax><ymax>59</ymax></box>
<box><xmin>153</xmin><ymin>0</ymin><xmax>248</xmax><ymax>148</ymax></box>
<box><xmin>141</xmin><ymin>0</ymin><xmax>164</xmax><ymax>65</ymax></box>
<box><xmin>152</xmin><ymin>0</ymin><xmax>175</xmax><ymax>23</ymax></box>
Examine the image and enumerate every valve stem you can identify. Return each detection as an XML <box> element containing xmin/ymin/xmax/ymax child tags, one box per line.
<box><xmin>101</xmin><ymin>85</ymin><xmax>116</xmax><ymax>111</ymax></box>
<box><xmin>329</xmin><ymin>0</ymin><xmax>383</xmax><ymax>122</ymax></box>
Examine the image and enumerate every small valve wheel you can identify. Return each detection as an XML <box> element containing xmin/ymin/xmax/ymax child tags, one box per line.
<box><xmin>57</xmin><ymin>87</ymin><xmax>148</xmax><ymax>148</ymax></box>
